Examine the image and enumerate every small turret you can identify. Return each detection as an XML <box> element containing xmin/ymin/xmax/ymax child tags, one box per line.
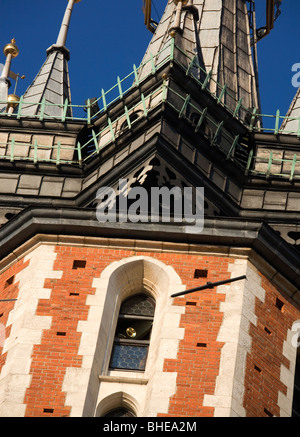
<box><xmin>139</xmin><ymin>0</ymin><xmax>260</xmax><ymax>116</ymax></box>
<box><xmin>21</xmin><ymin>0</ymin><xmax>82</xmax><ymax>118</ymax></box>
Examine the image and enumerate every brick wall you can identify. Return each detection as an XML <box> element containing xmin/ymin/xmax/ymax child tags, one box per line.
<box><xmin>0</xmin><ymin>258</ymin><xmax>29</xmax><ymax>373</ymax></box>
<box><xmin>244</xmin><ymin>274</ymin><xmax>300</xmax><ymax>417</ymax></box>
<box><xmin>22</xmin><ymin>247</ymin><xmax>235</xmax><ymax>417</ymax></box>
<box><xmin>23</xmin><ymin>246</ymin><xmax>137</xmax><ymax>416</ymax></box>
<box><xmin>0</xmin><ymin>243</ymin><xmax>299</xmax><ymax>417</ymax></box>
<box><xmin>160</xmin><ymin>256</ymin><xmax>234</xmax><ymax>417</ymax></box>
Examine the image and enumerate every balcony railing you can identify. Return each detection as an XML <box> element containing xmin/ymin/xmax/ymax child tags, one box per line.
<box><xmin>1</xmin><ymin>39</ymin><xmax>300</xmax><ymax>180</ymax></box>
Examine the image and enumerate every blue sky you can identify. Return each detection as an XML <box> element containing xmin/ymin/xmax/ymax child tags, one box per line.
<box><xmin>0</xmin><ymin>0</ymin><xmax>300</xmax><ymax>120</ymax></box>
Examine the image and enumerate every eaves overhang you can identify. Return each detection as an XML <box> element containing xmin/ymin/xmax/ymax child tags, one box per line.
<box><xmin>0</xmin><ymin>206</ymin><xmax>299</xmax><ymax>304</ymax></box>
<box><xmin>253</xmin><ymin>131</ymin><xmax>300</xmax><ymax>148</ymax></box>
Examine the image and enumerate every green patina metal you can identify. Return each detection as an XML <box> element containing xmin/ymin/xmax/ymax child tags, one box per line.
<box><xmin>1</xmin><ymin>39</ymin><xmax>300</xmax><ymax>180</ymax></box>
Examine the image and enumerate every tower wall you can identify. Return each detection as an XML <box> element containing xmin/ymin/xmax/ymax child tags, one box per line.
<box><xmin>1</xmin><ymin>0</ymin><xmax>299</xmax><ymax>420</ymax></box>
<box><xmin>0</xmin><ymin>238</ymin><xmax>299</xmax><ymax>417</ymax></box>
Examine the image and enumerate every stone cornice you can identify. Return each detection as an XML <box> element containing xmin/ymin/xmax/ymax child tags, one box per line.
<box><xmin>0</xmin><ymin>206</ymin><xmax>299</xmax><ymax>305</ymax></box>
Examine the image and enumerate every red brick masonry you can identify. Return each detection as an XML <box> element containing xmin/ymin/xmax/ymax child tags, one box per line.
<box><xmin>0</xmin><ymin>245</ymin><xmax>299</xmax><ymax>417</ymax></box>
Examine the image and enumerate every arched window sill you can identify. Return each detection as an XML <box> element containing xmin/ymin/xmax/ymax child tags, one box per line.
<box><xmin>98</xmin><ymin>374</ymin><xmax>149</xmax><ymax>385</ymax></box>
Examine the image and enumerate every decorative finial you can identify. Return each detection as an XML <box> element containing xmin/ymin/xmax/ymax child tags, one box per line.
<box><xmin>6</xmin><ymin>94</ymin><xmax>20</xmax><ymax>115</ymax></box>
<box><xmin>1</xmin><ymin>38</ymin><xmax>19</xmax><ymax>83</ymax></box>
<box><xmin>3</xmin><ymin>38</ymin><xmax>19</xmax><ymax>58</ymax></box>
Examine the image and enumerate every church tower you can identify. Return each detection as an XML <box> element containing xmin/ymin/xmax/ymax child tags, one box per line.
<box><xmin>0</xmin><ymin>0</ymin><xmax>299</xmax><ymax>417</ymax></box>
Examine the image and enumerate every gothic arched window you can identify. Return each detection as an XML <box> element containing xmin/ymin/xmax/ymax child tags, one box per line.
<box><xmin>103</xmin><ymin>407</ymin><xmax>136</xmax><ymax>417</ymax></box>
<box><xmin>109</xmin><ymin>294</ymin><xmax>155</xmax><ymax>371</ymax></box>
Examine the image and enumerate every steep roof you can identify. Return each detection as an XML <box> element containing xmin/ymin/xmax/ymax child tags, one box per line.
<box><xmin>139</xmin><ymin>0</ymin><xmax>259</xmax><ymax>113</ymax></box>
<box><xmin>21</xmin><ymin>0</ymin><xmax>79</xmax><ymax>118</ymax></box>
<box><xmin>21</xmin><ymin>47</ymin><xmax>72</xmax><ymax>117</ymax></box>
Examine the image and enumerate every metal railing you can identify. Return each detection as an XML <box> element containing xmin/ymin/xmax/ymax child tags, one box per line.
<box><xmin>245</xmin><ymin>151</ymin><xmax>300</xmax><ymax>181</ymax></box>
<box><xmin>78</xmin><ymin>85</ymin><xmax>165</xmax><ymax>164</ymax></box>
<box><xmin>0</xmin><ymin>96</ymin><xmax>87</xmax><ymax>121</ymax></box>
<box><xmin>1</xmin><ymin>39</ymin><xmax>298</xmax><ymax>134</ymax></box>
<box><xmin>0</xmin><ymin>38</ymin><xmax>300</xmax><ymax>180</ymax></box>
<box><xmin>0</xmin><ymin>138</ymin><xmax>77</xmax><ymax>165</ymax></box>
<box><xmin>0</xmin><ymin>41</ymin><xmax>174</xmax><ymax>123</ymax></box>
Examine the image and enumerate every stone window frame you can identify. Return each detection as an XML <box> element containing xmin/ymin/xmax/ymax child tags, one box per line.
<box><xmin>96</xmin><ymin>391</ymin><xmax>138</xmax><ymax>417</ymax></box>
<box><xmin>62</xmin><ymin>254</ymin><xmax>185</xmax><ymax>417</ymax></box>
<box><xmin>109</xmin><ymin>293</ymin><xmax>156</xmax><ymax>372</ymax></box>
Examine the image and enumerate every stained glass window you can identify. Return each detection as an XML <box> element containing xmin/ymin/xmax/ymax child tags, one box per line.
<box><xmin>109</xmin><ymin>294</ymin><xmax>155</xmax><ymax>371</ymax></box>
<box><xmin>110</xmin><ymin>344</ymin><xmax>148</xmax><ymax>371</ymax></box>
<box><xmin>120</xmin><ymin>294</ymin><xmax>155</xmax><ymax>316</ymax></box>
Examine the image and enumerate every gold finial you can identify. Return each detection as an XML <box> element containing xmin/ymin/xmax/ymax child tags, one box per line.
<box><xmin>3</xmin><ymin>38</ymin><xmax>19</xmax><ymax>58</ymax></box>
<box><xmin>6</xmin><ymin>94</ymin><xmax>20</xmax><ymax>113</ymax></box>
<box><xmin>7</xmin><ymin>94</ymin><xmax>20</xmax><ymax>106</ymax></box>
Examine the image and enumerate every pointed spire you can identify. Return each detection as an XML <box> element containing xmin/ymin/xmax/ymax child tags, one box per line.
<box><xmin>171</xmin><ymin>0</ymin><xmax>206</xmax><ymax>80</ymax></box>
<box><xmin>138</xmin><ymin>0</ymin><xmax>201</xmax><ymax>80</ymax></box>
<box><xmin>47</xmin><ymin>0</ymin><xmax>82</xmax><ymax>60</ymax></box>
<box><xmin>21</xmin><ymin>0</ymin><xmax>81</xmax><ymax>118</ymax></box>
<box><xmin>139</xmin><ymin>0</ymin><xmax>259</xmax><ymax>115</ymax></box>
<box><xmin>56</xmin><ymin>0</ymin><xmax>81</xmax><ymax>47</ymax></box>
